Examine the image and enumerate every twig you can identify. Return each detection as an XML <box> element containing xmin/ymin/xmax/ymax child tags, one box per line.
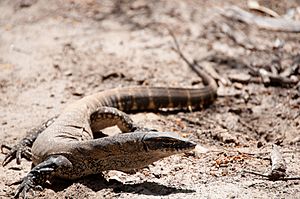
<box><xmin>243</xmin><ymin>169</ymin><xmax>270</xmax><ymax>178</ymax></box>
<box><xmin>244</xmin><ymin>144</ymin><xmax>300</xmax><ymax>181</ymax></box>
<box><xmin>247</xmin><ymin>1</ymin><xmax>280</xmax><ymax>18</ymax></box>
<box><xmin>167</xmin><ymin>28</ymin><xmax>218</xmax><ymax>88</ymax></box>
<box><xmin>243</xmin><ymin>170</ymin><xmax>300</xmax><ymax>181</ymax></box>
<box><xmin>219</xmin><ymin>23</ymin><xmax>257</xmax><ymax>50</ymax></box>
<box><xmin>167</xmin><ymin>29</ymin><xmax>197</xmax><ymax>73</ymax></box>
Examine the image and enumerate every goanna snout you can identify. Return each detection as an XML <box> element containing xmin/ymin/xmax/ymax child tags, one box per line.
<box><xmin>141</xmin><ymin>132</ymin><xmax>196</xmax><ymax>153</ymax></box>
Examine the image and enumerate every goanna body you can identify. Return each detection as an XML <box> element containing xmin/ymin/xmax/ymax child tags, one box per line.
<box><xmin>32</xmin><ymin>81</ymin><xmax>216</xmax><ymax>179</ymax></box>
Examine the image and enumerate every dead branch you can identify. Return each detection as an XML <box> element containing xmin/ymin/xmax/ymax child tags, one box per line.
<box><xmin>222</xmin><ymin>6</ymin><xmax>300</xmax><ymax>32</ymax></box>
<box><xmin>257</xmin><ymin>68</ymin><xmax>298</xmax><ymax>87</ymax></box>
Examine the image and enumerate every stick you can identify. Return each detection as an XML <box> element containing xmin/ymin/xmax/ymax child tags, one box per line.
<box><xmin>247</xmin><ymin>1</ymin><xmax>280</xmax><ymax>18</ymax></box>
<box><xmin>167</xmin><ymin>28</ymin><xmax>218</xmax><ymax>88</ymax></box>
<box><xmin>244</xmin><ymin>144</ymin><xmax>300</xmax><ymax>181</ymax></box>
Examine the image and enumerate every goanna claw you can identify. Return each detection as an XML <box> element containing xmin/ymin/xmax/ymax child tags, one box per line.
<box><xmin>13</xmin><ymin>155</ymin><xmax>72</xmax><ymax>199</ymax></box>
<box><xmin>1</xmin><ymin>143</ymin><xmax>32</xmax><ymax>166</ymax></box>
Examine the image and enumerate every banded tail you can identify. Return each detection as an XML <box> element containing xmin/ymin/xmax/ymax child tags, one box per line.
<box><xmin>91</xmin><ymin>69</ymin><xmax>217</xmax><ymax>112</ymax></box>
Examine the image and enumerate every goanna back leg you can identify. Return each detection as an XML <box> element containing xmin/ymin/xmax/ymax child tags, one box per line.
<box><xmin>90</xmin><ymin>107</ymin><xmax>157</xmax><ymax>138</ymax></box>
<box><xmin>90</xmin><ymin>107</ymin><xmax>137</xmax><ymax>134</ymax></box>
<box><xmin>1</xmin><ymin>116</ymin><xmax>58</xmax><ymax>166</ymax></box>
<box><xmin>13</xmin><ymin>155</ymin><xmax>72</xmax><ymax>199</ymax></box>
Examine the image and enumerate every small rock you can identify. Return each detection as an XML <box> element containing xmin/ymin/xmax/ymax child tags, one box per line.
<box><xmin>193</xmin><ymin>144</ymin><xmax>209</xmax><ymax>154</ymax></box>
<box><xmin>64</xmin><ymin>70</ymin><xmax>73</xmax><ymax>76</ymax></box>
<box><xmin>18</xmin><ymin>0</ymin><xmax>37</xmax><ymax>8</ymax></box>
<box><xmin>228</xmin><ymin>73</ymin><xmax>251</xmax><ymax>83</ymax></box>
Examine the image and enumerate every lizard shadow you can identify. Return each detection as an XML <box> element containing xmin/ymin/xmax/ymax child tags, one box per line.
<box><xmin>50</xmin><ymin>173</ymin><xmax>195</xmax><ymax>196</ymax></box>
<box><xmin>106</xmin><ymin>180</ymin><xmax>195</xmax><ymax>196</ymax></box>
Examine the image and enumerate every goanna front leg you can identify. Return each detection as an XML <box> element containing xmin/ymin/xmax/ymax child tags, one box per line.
<box><xmin>13</xmin><ymin>155</ymin><xmax>72</xmax><ymax>199</ymax></box>
<box><xmin>1</xmin><ymin>116</ymin><xmax>58</xmax><ymax>166</ymax></box>
<box><xmin>90</xmin><ymin>107</ymin><xmax>157</xmax><ymax>137</ymax></box>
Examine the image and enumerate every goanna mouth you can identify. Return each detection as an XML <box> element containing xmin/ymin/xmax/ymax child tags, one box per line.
<box><xmin>157</xmin><ymin>139</ymin><xmax>196</xmax><ymax>152</ymax></box>
<box><xmin>142</xmin><ymin>132</ymin><xmax>197</xmax><ymax>153</ymax></box>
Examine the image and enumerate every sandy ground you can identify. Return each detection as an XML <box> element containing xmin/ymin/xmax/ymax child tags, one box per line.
<box><xmin>0</xmin><ymin>0</ymin><xmax>300</xmax><ymax>198</ymax></box>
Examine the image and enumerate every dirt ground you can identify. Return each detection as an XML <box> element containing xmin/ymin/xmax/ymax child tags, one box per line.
<box><xmin>1</xmin><ymin>0</ymin><xmax>300</xmax><ymax>198</ymax></box>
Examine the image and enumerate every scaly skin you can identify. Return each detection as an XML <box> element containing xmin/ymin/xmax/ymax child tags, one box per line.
<box><xmin>13</xmin><ymin>131</ymin><xmax>196</xmax><ymax>198</ymax></box>
<box><xmin>2</xmin><ymin>68</ymin><xmax>217</xmax><ymax>198</ymax></box>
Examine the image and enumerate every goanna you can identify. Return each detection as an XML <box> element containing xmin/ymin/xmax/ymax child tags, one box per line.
<box><xmin>1</xmin><ymin>66</ymin><xmax>217</xmax><ymax>198</ymax></box>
